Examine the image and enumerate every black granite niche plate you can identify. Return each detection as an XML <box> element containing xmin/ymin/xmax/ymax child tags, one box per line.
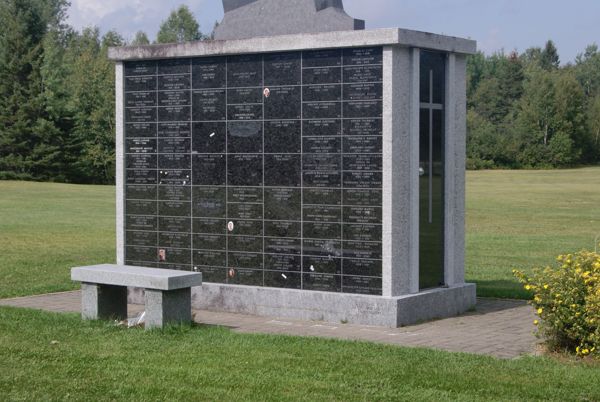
<box><xmin>127</xmin><ymin>123</ymin><xmax>156</xmax><ymax>138</ymax></box>
<box><xmin>192</xmin><ymin>155</ymin><xmax>226</xmax><ymax>186</ymax></box>
<box><xmin>192</xmin><ymin>89</ymin><xmax>226</xmax><ymax>121</ymax></box>
<box><xmin>158</xmin><ymin>75</ymin><xmax>190</xmax><ymax>91</ymax></box>
<box><xmin>159</xmin><ymin>122</ymin><xmax>191</xmax><ymax>138</ymax></box>
<box><xmin>227</xmin><ymin>54</ymin><xmax>262</xmax><ymax>87</ymax></box>
<box><xmin>343</xmin><ymin>47</ymin><xmax>383</xmax><ymax>66</ymax></box>
<box><xmin>159</xmin><ymin>90</ymin><xmax>191</xmax><ymax>107</ymax></box>
<box><xmin>192</xmin><ymin>57</ymin><xmax>226</xmax><ymax>89</ymax></box>
<box><xmin>160</xmin><ymin>216</ymin><xmax>191</xmax><ymax>233</ymax></box>
<box><xmin>125</xmin><ymin>76</ymin><xmax>156</xmax><ymax>92</ymax></box>
<box><xmin>227</xmin><ymin>121</ymin><xmax>262</xmax><ymax>153</ymax></box>
<box><xmin>126</xmin><ymin>91</ymin><xmax>157</xmax><ymax>107</ymax></box>
<box><xmin>265</xmin><ymin>253</ymin><xmax>301</xmax><ymax>270</ymax></box>
<box><xmin>264</xmin><ymin>188</ymin><xmax>301</xmax><ymax>221</ymax></box>
<box><xmin>127</xmin><ymin>185</ymin><xmax>156</xmax><ymax>200</ymax></box>
<box><xmin>265</xmin><ymin>120</ymin><xmax>301</xmax><ymax>153</ymax></box>
<box><xmin>264</xmin><ymin>154</ymin><xmax>301</xmax><ymax>187</ymax></box>
<box><xmin>126</xmin><ymin>216</ymin><xmax>158</xmax><ymax>231</ymax></box>
<box><xmin>264</xmin><ymin>52</ymin><xmax>301</xmax><ymax>86</ymax></box>
<box><xmin>265</xmin><ymin>238</ymin><xmax>301</xmax><ymax>255</ymax></box>
<box><xmin>343</xmin><ymin>118</ymin><xmax>382</xmax><ymax>136</ymax></box>
<box><xmin>158</xmin><ymin>59</ymin><xmax>191</xmax><ymax>75</ymax></box>
<box><xmin>264</xmin><ymin>86</ymin><xmax>301</xmax><ymax>119</ymax></box>
<box><xmin>265</xmin><ymin>221</ymin><xmax>301</xmax><ymax>238</ymax></box>
<box><xmin>227</xmin><ymin>155</ymin><xmax>263</xmax><ymax>186</ymax></box>
<box><xmin>192</xmin><ymin>187</ymin><xmax>226</xmax><ymax>218</ymax></box>
<box><xmin>192</xmin><ymin>122</ymin><xmax>226</xmax><ymax>153</ymax></box>
<box><xmin>303</xmin><ymin>49</ymin><xmax>342</xmax><ymax>68</ymax></box>
<box><xmin>125</xmin><ymin>61</ymin><xmax>156</xmax><ymax>76</ymax></box>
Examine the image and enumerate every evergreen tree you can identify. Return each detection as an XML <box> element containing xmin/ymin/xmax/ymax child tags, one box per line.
<box><xmin>0</xmin><ymin>0</ymin><xmax>66</xmax><ymax>180</ymax></box>
<box><xmin>156</xmin><ymin>5</ymin><xmax>203</xmax><ymax>44</ymax></box>
<box><xmin>588</xmin><ymin>95</ymin><xmax>600</xmax><ymax>159</ymax></box>
<box><xmin>540</xmin><ymin>40</ymin><xmax>560</xmax><ymax>70</ymax></box>
<box><xmin>575</xmin><ymin>44</ymin><xmax>600</xmax><ymax>98</ymax></box>
<box><xmin>131</xmin><ymin>30</ymin><xmax>150</xmax><ymax>45</ymax></box>
<box><xmin>66</xmin><ymin>28</ymin><xmax>122</xmax><ymax>183</ymax></box>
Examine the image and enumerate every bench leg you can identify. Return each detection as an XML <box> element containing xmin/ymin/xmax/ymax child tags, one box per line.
<box><xmin>81</xmin><ymin>283</ymin><xmax>127</xmax><ymax>321</ymax></box>
<box><xmin>144</xmin><ymin>288</ymin><xmax>191</xmax><ymax>330</ymax></box>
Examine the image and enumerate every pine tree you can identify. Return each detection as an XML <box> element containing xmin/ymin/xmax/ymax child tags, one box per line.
<box><xmin>156</xmin><ymin>5</ymin><xmax>203</xmax><ymax>44</ymax></box>
<box><xmin>131</xmin><ymin>31</ymin><xmax>150</xmax><ymax>45</ymax></box>
<box><xmin>540</xmin><ymin>40</ymin><xmax>560</xmax><ymax>70</ymax></box>
<box><xmin>0</xmin><ymin>0</ymin><xmax>60</xmax><ymax>179</ymax></box>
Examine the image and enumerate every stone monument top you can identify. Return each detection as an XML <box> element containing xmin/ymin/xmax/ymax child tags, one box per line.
<box><xmin>213</xmin><ymin>0</ymin><xmax>365</xmax><ymax>40</ymax></box>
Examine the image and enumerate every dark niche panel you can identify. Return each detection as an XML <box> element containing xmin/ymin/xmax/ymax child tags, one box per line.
<box><xmin>126</xmin><ymin>91</ymin><xmax>156</xmax><ymax>107</ymax></box>
<box><xmin>125</xmin><ymin>61</ymin><xmax>156</xmax><ymax>76</ymax></box>
<box><xmin>265</xmin><ymin>86</ymin><xmax>301</xmax><ymax>119</ymax></box>
<box><xmin>265</xmin><ymin>120</ymin><xmax>301</xmax><ymax>153</ymax></box>
<box><xmin>127</xmin><ymin>123</ymin><xmax>156</xmax><ymax>138</ymax></box>
<box><xmin>124</xmin><ymin>47</ymin><xmax>383</xmax><ymax>295</ymax></box>
<box><xmin>264</xmin><ymin>52</ymin><xmax>301</xmax><ymax>86</ymax></box>
<box><xmin>159</xmin><ymin>122</ymin><xmax>191</xmax><ymax>138</ymax></box>
<box><xmin>126</xmin><ymin>138</ymin><xmax>156</xmax><ymax>153</ymax></box>
<box><xmin>228</xmin><ymin>54</ymin><xmax>262</xmax><ymax>87</ymax></box>
<box><xmin>192</xmin><ymin>89</ymin><xmax>226</xmax><ymax>121</ymax></box>
<box><xmin>192</xmin><ymin>57</ymin><xmax>226</xmax><ymax>89</ymax></box>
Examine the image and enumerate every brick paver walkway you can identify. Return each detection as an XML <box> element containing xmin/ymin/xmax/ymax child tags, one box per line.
<box><xmin>0</xmin><ymin>291</ymin><xmax>538</xmax><ymax>359</ymax></box>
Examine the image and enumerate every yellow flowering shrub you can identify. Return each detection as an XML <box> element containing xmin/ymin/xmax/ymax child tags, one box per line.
<box><xmin>514</xmin><ymin>250</ymin><xmax>600</xmax><ymax>358</ymax></box>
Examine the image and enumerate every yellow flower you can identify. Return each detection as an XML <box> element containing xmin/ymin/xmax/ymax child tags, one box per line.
<box><xmin>525</xmin><ymin>285</ymin><xmax>531</xmax><ymax>290</ymax></box>
<box><xmin>543</xmin><ymin>284</ymin><xmax>549</xmax><ymax>290</ymax></box>
<box><xmin>582</xmin><ymin>349</ymin><xmax>590</xmax><ymax>355</ymax></box>
<box><xmin>537</xmin><ymin>308</ymin><xmax>543</xmax><ymax>315</ymax></box>
<box><xmin>533</xmin><ymin>320</ymin><xmax>539</xmax><ymax>326</ymax></box>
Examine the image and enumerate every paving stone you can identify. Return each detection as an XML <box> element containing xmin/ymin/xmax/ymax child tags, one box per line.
<box><xmin>0</xmin><ymin>291</ymin><xmax>539</xmax><ymax>359</ymax></box>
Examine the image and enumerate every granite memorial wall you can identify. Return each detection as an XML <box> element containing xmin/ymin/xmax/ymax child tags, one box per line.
<box><xmin>124</xmin><ymin>47</ymin><xmax>383</xmax><ymax>295</ymax></box>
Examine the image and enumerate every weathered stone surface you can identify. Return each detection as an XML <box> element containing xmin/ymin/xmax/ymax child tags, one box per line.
<box><xmin>72</xmin><ymin>264</ymin><xmax>202</xmax><ymax>290</ymax></box>
<box><xmin>81</xmin><ymin>283</ymin><xmax>127</xmax><ymax>320</ymax></box>
<box><xmin>127</xmin><ymin>283</ymin><xmax>476</xmax><ymax>327</ymax></box>
<box><xmin>214</xmin><ymin>0</ymin><xmax>364</xmax><ymax>40</ymax></box>
<box><xmin>145</xmin><ymin>288</ymin><xmax>192</xmax><ymax>329</ymax></box>
<box><xmin>108</xmin><ymin>29</ymin><xmax>477</xmax><ymax>61</ymax></box>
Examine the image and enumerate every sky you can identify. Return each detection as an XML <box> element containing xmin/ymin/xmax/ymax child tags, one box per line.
<box><xmin>67</xmin><ymin>0</ymin><xmax>600</xmax><ymax>63</ymax></box>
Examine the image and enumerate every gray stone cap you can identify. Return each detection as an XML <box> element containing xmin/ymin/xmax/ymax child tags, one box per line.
<box><xmin>108</xmin><ymin>28</ymin><xmax>476</xmax><ymax>61</ymax></box>
<box><xmin>71</xmin><ymin>264</ymin><xmax>202</xmax><ymax>290</ymax></box>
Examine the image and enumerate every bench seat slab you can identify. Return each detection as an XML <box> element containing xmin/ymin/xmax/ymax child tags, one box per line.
<box><xmin>72</xmin><ymin>264</ymin><xmax>202</xmax><ymax>291</ymax></box>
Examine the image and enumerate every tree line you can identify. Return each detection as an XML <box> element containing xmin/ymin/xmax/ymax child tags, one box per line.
<box><xmin>0</xmin><ymin>0</ymin><xmax>598</xmax><ymax>184</ymax></box>
<box><xmin>467</xmin><ymin>41</ymin><xmax>600</xmax><ymax>169</ymax></box>
<box><xmin>0</xmin><ymin>0</ymin><xmax>209</xmax><ymax>183</ymax></box>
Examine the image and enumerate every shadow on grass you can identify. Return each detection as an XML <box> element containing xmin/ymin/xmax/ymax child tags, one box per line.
<box><xmin>472</xmin><ymin>279</ymin><xmax>531</xmax><ymax>300</ymax></box>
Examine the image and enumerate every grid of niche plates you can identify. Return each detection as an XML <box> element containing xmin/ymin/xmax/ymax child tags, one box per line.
<box><xmin>123</xmin><ymin>46</ymin><xmax>383</xmax><ymax>295</ymax></box>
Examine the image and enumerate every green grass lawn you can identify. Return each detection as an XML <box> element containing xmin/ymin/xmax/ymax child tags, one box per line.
<box><xmin>0</xmin><ymin>181</ymin><xmax>115</xmax><ymax>298</ymax></box>
<box><xmin>466</xmin><ymin>167</ymin><xmax>600</xmax><ymax>298</ymax></box>
<box><xmin>0</xmin><ymin>306</ymin><xmax>598</xmax><ymax>401</ymax></box>
<box><xmin>1</xmin><ymin>168</ymin><xmax>600</xmax><ymax>299</ymax></box>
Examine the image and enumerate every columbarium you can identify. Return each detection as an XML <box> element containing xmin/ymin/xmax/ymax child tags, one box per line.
<box><xmin>108</xmin><ymin>0</ymin><xmax>477</xmax><ymax>327</ymax></box>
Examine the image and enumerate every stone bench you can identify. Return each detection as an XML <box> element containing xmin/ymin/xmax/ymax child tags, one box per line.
<box><xmin>71</xmin><ymin>264</ymin><xmax>202</xmax><ymax>329</ymax></box>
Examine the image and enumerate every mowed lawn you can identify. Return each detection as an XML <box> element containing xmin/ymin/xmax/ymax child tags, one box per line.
<box><xmin>1</xmin><ymin>174</ymin><xmax>600</xmax><ymax>400</ymax></box>
<box><xmin>1</xmin><ymin>307</ymin><xmax>599</xmax><ymax>401</ymax></box>
<box><xmin>0</xmin><ymin>167</ymin><xmax>599</xmax><ymax>299</ymax></box>
<box><xmin>0</xmin><ymin>181</ymin><xmax>115</xmax><ymax>298</ymax></box>
<box><xmin>466</xmin><ymin>167</ymin><xmax>600</xmax><ymax>298</ymax></box>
